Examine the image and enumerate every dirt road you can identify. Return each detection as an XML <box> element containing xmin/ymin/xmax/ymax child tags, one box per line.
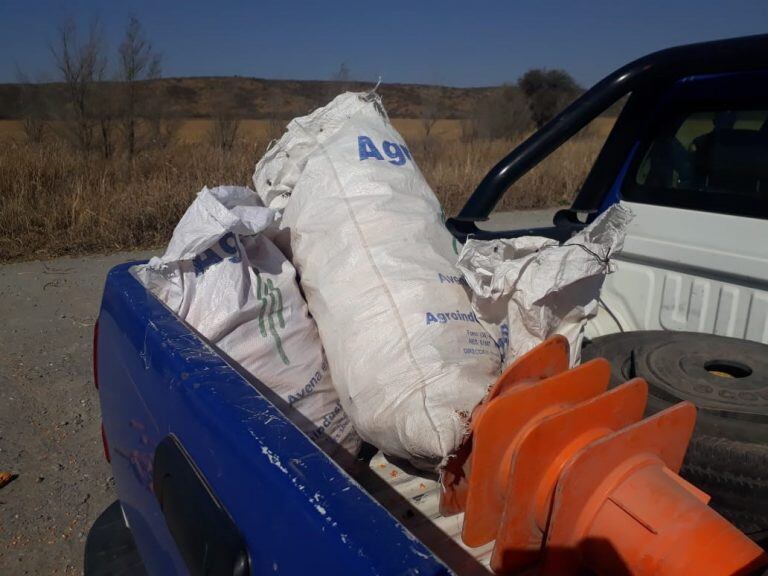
<box><xmin>0</xmin><ymin>250</ymin><xmax>156</xmax><ymax>575</ymax></box>
<box><xmin>0</xmin><ymin>207</ymin><xmax>558</xmax><ymax>575</ymax></box>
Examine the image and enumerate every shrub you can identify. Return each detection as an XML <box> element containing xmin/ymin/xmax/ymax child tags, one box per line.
<box><xmin>519</xmin><ymin>69</ymin><xmax>581</xmax><ymax>128</ymax></box>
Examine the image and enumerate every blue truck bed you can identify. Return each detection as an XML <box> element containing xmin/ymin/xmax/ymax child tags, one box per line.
<box><xmin>96</xmin><ymin>262</ymin><xmax>456</xmax><ymax>575</ymax></box>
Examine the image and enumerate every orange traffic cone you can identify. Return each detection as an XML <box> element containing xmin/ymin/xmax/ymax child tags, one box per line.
<box><xmin>439</xmin><ymin>336</ymin><xmax>767</xmax><ymax>575</ymax></box>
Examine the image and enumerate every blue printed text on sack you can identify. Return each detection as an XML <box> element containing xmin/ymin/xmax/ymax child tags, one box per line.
<box><xmin>192</xmin><ymin>233</ymin><xmax>241</xmax><ymax>275</ymax></box>
<box><xmin>426</xmin><ymin>310</ymin><xmax>479</xmax><ymax>325</ymax></box>
<box><xmin>438</xmin><ymin>272</ymin><xmax>467</xmax><ymax>286</ymax></box>
<box><xmin>358</xmin><ymin>135</ymin><xmax>412</xmax><ymax>166</ymax></box>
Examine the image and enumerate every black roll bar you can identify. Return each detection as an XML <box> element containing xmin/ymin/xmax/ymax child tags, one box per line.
<box><xmin>447</xmin><ymin>33</ymin><xmax>768</xmax><ymax>238</ymax></box>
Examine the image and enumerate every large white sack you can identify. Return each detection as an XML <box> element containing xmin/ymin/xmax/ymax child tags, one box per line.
<box><xmin>134</xmin><ymin>185</ymin><xmax>361</xmax><ymax>457</ymax></box>
<box><xmin>253</xmin><ymin>93</ymin><xmax>501</xmax><ymax>468</ymax></box>
<box><xmin>457</xmin><ymin>204</ymin><xmax>633</xmax><ymax>367</ymax></box>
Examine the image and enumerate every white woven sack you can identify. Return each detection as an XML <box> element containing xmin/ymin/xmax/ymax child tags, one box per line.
<box><xmin>253</xmin><ymin>94</ymin><xmax>500</xmax><ymax>467</ymax></box>
<box><xmin>458</xmin><ymin>204</ymin><xmax>633</xmax><ymax>367</ymax></box>
<box><xmin>134</xmin><ymin>185</ymin><xmax>361</xmax><ymax>457</ymax></box>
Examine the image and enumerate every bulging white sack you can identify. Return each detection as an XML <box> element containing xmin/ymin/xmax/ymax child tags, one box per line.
<box><xmin>134</xmin><ymin>185</ymin><xmax>361</xmax><ymax>457</ymax></box>
<box><xmin>253</xmin><ymin>93</ymin><xmax>501</xmax><ymax>467</ymax></box>
<box><xmin>458</xmin><ymin>204</ymin><xmax>633</xmax><ymax>367</ymax></box>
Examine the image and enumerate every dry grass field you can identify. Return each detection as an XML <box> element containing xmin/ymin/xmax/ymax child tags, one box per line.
<box><xmin>0</xmin><ymin>116</ymin><xmax>612</xmax><ymax>262</ymax></box>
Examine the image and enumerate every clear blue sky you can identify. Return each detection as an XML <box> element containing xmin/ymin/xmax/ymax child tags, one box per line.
<box><xmin>2</xmin><ymin>0</ymin><xmax>767</xmax><ymax>87</ymax></box>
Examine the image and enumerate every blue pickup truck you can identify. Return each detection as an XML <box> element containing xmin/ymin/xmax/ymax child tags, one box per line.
<box><xmin>88</xmin><ymin>35</ymin><xmax>768</xmax><ymax>575</ymax></box>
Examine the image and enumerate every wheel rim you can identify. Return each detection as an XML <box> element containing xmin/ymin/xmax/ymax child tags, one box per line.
<box><xmin>630</xmin><ymin>335</ymin><xmax>768</xmax><ymax>421</ymax></box>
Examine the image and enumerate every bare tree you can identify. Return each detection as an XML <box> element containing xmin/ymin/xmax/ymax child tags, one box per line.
<box><xmin>119</xmin><ymin>17</ymin><xmax>161</xmax><ymax>158</ymax></box>
<box><xmin>23</xmin><ymin>113</ymin><xmax>47</xmax><ymax>144</ymax></box>
<box><xmin>420</xmin><ymin>89</ymin><xmax>443</xmax><ymax>141</ymax></box>
<box><xmin>460</xmin><ymin>117</ymin><xmax>477</xmax><ymax>143</ymax></box>
<box><xmin>209</xmin><ymin>115</ymin><xmax>240</xmax><ymax>151</ymax></box>
<box><xmin>324</xmin><ymin>61</ymin><xmax>355</xmax><ymax>103</ymax></box>
<box><xmin>264</xmin><ymin>87</ymin><xmax>285</xmax><ymax>143</ymax></box>
<box><xmin>50</xmin><ymin>18</ymin><xmax>106</xmax><ymax>152</ymax></box>
<box><xmin>148</xmin><ymin>113</ymin><xmax>181</xmax><ymax>149</ymax></box>
<box><xmin>14</xmin><ymin>67</ymin><xmax>48</xmax><ymax>143</ymax></box>
<box><xmin>334</xmin><ymin>62</ymin><xmax>351</xmax><ymax>83</ymax></box>
<box><xmin>143</xmin><ymin>58</ymin><xmax>180</xmax><ymax>149</ymax></box>
<box><xmin>93</xmin><ymin>84</ymin><xmax>117</xmax><ymax>158</ymax></box>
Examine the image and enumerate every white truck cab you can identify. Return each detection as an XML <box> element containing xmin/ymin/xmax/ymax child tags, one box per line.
<box><xmin>592</xmin><ymin>103</ymin><xmax>768</xmax><ymax>344</ymax></box>
<box><xmin>448</xmin><ymin>47</ymin><xmax>768</xmax><ymax>546</ymax></box>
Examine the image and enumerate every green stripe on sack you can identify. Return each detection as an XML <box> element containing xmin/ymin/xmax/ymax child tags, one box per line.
<box><xmin>254</xmin><ymin>270</ymin><xmax>268</xmax><ymax>337</ymax></box>
<box><xmin>266</xmin><ymin>301</ymin><xmax>290</xmax><ymax>366</ymax></box>
<box><xmin>252</xmin><ymin>266</ymin><xmax>290</xmax><ymax>365</ymax></box>
<box><xmin>266</xmin><ymin>278</ymin><xmax>286</xmax><ymax>328</ymax></box>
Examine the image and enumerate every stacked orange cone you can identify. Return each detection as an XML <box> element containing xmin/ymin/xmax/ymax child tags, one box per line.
<box><xmin>440</xmin><ymin>336</ymin><xmax>767</xmax><ymax>575</ymax></box>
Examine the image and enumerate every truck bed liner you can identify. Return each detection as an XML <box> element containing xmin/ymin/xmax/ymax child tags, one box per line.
<box><xmin>364</xmin><ymin>451</ymin><xmax>493</xmax><ymax>574</ymax></box>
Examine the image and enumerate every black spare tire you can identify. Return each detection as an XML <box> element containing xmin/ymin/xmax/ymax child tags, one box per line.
<box><xmin>582</xmin><ymin>331</ymin><xmax>768</xmax><ymax>546</ymax></box>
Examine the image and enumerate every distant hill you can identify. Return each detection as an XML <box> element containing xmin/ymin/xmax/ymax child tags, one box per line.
<box><xmin>0</xmin><ymin>76</ymin><xmax>501</xmax><ymax>120</ymax></box>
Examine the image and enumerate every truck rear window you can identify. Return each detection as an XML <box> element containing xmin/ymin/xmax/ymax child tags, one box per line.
<box><xmin>622</xmin><ymin>108</ymin><xmax>768</xmax><ymax>219</ymax></box>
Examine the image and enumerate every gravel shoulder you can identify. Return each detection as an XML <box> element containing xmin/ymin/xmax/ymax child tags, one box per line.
<box><xmin>0</xmin><ymin>208</ymin><xmax>558</xmax><ymax>575</ymax></box>
<box><xmin>481</xmin><ymin>207</ymin><xmax>560</xmax><ymax>231</ymax></box>
<box><xmin>0</xmin><ymin>250</ymin><xmax>156</xmax><ymax>576</ymax></box>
